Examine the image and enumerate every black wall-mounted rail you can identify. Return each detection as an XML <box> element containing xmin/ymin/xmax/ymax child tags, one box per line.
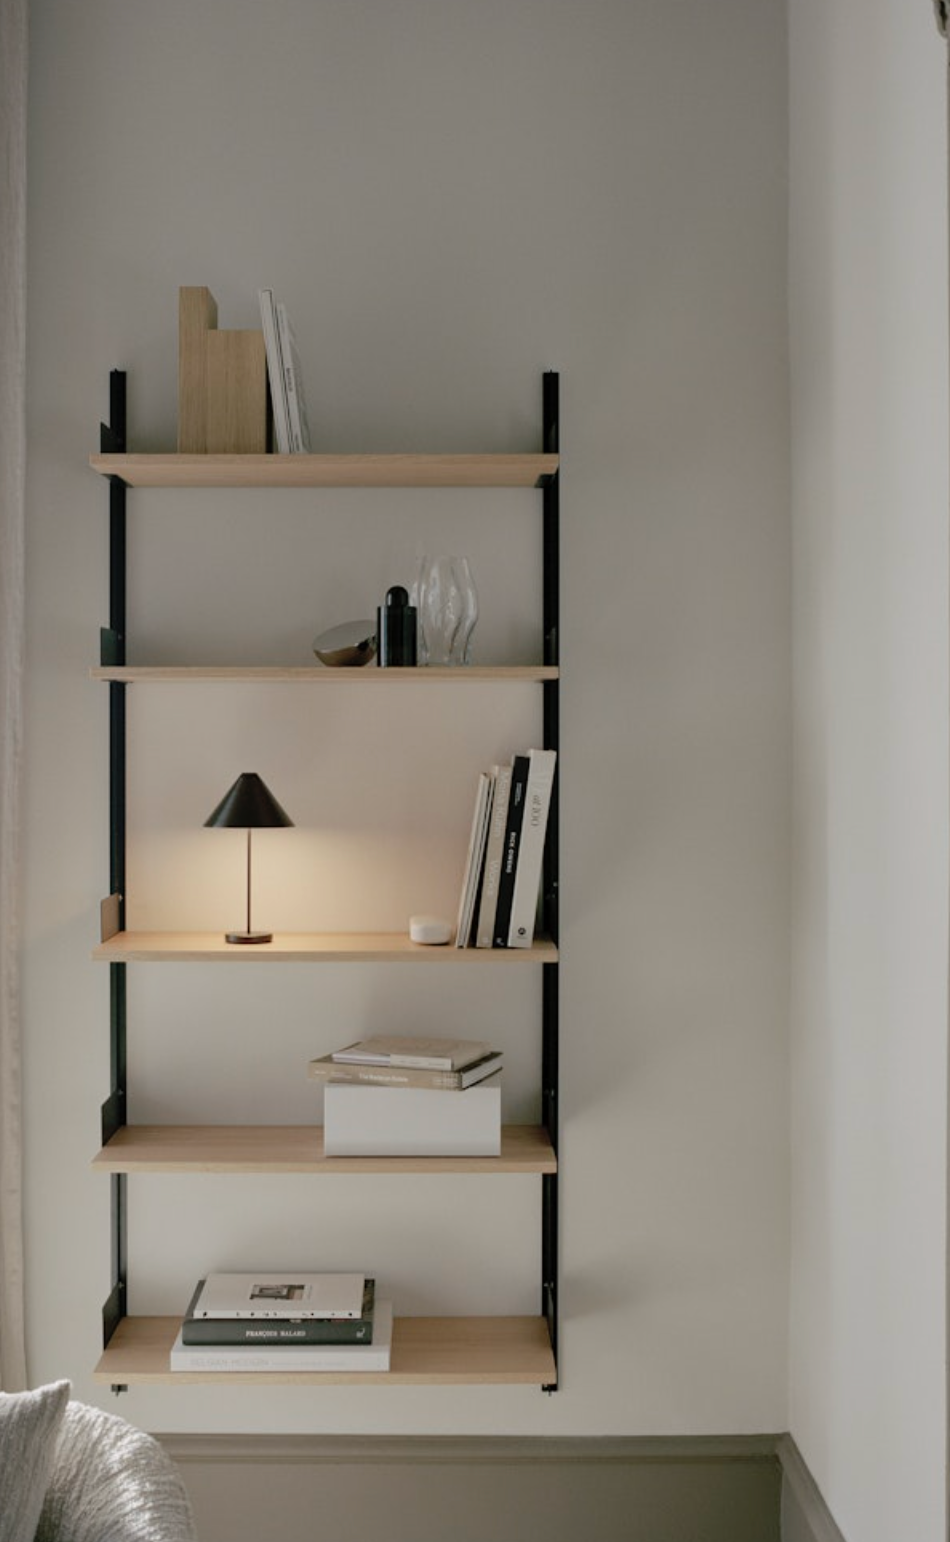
<box><xmin>541</xmin><ymin>370</ymin><xmax>560</xmax><ymax>1390</ymax></box>
<box><xmin>100</xmin><ymin>371</ymin><xmax>128</xmax><ymax>1383</ymax></box>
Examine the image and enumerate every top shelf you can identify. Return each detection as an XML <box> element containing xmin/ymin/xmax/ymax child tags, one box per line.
<box><xmin>89</xmin><ymin>453</ymin><xmax>559</xmax><ymax>489</ymax></box>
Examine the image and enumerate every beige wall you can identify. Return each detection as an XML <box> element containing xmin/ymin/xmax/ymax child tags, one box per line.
<box><xmin>788</xmin><ymin>3</ymin><xmax>948</xmax><ymax>1541</ymax></box>
<box><xmin>23</xmin><ymin>0</ymin><xmax>790</xmax><ymax>1439</ymax></box>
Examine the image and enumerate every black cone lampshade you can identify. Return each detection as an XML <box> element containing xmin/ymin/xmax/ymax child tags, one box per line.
<box><xmin>204</xmin><ymin>772</ymin><xmax>294</xmax><ymax>944</ymax></box>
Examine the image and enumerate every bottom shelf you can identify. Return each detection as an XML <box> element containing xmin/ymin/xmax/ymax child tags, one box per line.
<box><xmin>94</xmin><ymin>1315</ymin><xmax>557</xmax><ymax>1387</ymax></box>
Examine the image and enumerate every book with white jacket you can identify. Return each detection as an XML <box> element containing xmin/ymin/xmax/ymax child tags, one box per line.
<box><xmin>189</xmin><ymin>1271</ymin><xmax>366</xmax><ymax>1319</ymax></box>
<box><xmin>506</xmin><ymin>748</ymin><xmax>557</xmax><ymax>947</ymax></box>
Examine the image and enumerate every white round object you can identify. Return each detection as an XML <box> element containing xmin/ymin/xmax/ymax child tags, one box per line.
<box><xmin>409</xmin><ymin>914</ymin><xmax>453</xmax><ymax>945</ymax></box>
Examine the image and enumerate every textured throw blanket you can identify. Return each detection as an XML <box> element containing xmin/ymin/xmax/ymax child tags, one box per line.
<box><xmin>34</xmin><ymin>1399</ymin><xmax>196</xmax><ymax>1542</ymax></box>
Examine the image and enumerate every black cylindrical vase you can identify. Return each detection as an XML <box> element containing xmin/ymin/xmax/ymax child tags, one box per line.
<box><xmin>377</xmin><ymin>585</ymin><xmax>417</xmax><ymax>667</ymax></box>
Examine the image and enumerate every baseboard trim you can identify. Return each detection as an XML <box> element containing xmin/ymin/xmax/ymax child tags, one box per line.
<box><xmin>775</xmin><ymin>1435</ymin><xmax>848</xmax><ymax>1542</ymax></box>
<box><xmin>158</xmin><ymin>1431</ymin><xmax>782</xmax><ymax>1466</ymax></box>
<box><xmin>158</xmin><ymin>1428</ymin><xmax>845</xmax><ymax>1542</ymax></box>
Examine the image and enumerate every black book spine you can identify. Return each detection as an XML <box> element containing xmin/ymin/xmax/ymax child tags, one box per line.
<box><xmin>492</xmin><ymin>755</ymin><xmax>530</xmax><ymax>948</ymax></box>
<box><xmin>181</xmin><ymin>1278</ymin><xmax>375</xmax><ymax>1345</ymax></box>
<box><xmin>181</xmin><ymin>1315</ymin><xmax>374</xmax><ymax>1346</ymax></box>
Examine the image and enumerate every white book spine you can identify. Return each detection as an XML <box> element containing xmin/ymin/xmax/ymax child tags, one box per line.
<box><xmin>276</xmin><ymin>301</ymin><xmax>311</xmax><ymax>453</ymax></box>
<box><xmin>475</xmin><ymin>762</ymin><xmax>512</xmax><ymax>948</ymax></box>
<box><xmin>506</xmin><ymin>749</ymin><xmax>557</xmax><ymax>947</ymax></box>
<box><xmin>323</xmin><ymin>1084</ymin><xmax>501</xmax><ymax>1157</ymax></box>
<box><xmin>454</xmin><ymin>771</ymin><xmax>493</xmax><ymax>947</ymax></box>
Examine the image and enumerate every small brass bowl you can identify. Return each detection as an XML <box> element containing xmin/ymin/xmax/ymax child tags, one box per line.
<box><xmin>312</xmin><ymin>620</ymin><xmax>377</xmax><ymax>667</ymax></box>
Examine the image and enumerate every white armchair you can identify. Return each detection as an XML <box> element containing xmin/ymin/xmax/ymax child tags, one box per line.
<box><xmin>34</xmin><ymin>1399</ymin><xmax>197</xmax><ymax>1542</ymax></box>
<box><xmin>0</xmin><ymin>1381</ymin><xmax>195</xmax><ymax>1542</ymax></box>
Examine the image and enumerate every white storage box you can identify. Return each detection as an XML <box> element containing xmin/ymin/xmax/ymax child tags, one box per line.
<box><xmin>323</xmin><ymin>1083</ymin><xmax>501</xmax><ymax>1157</ymax></box>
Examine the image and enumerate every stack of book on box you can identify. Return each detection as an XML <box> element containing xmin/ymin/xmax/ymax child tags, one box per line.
<box><xmin>455</xmin><ymin>747</ymin><xmax>557</xmax><ymax>950</ymax></box>
<box><xmin>170</xmin><ymin>1271</ymin><xmax>391</xmax><ymax>1373</ymax></box>
<box><xmin>308</xmin><ymin>1035</ymin><xmax>502</xmax><ymax>1157</ymax></box>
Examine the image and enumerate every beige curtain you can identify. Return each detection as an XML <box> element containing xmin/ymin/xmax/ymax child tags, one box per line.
<box><xmin>0</xmin><ymin>0</ymin><xmax>29</xmax><ymax>1392</ymax></box>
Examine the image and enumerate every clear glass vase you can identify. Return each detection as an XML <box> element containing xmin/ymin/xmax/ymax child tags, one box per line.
<box><xmin>413</xmin><ymin>554</ymin><xmax>479</xmax><ymax>665</ymax></box>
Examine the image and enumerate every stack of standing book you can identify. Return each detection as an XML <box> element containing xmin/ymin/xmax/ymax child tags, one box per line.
<box><xmin>454</xmin><ymin>747</ymin><xmax>557</xmax><ymax>949</ymax></box>
<box><xmin>308</xmin><ymin>1035</ymin><xmax>502</xmax><ymax>1156</ymax></box>
<box><xmin>170</xmin><ymin>1271</ymin><xmax>392</xmax><ymax>1372</ymax></box>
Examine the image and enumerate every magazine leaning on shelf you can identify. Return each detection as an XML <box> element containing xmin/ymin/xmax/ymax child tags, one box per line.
<box><xmin>257</xmin><ymin>288</ymin><xmax>311</xmax><ymax>453</ymax></box>
<box><xmin>454</xmin><ymin>770</ymin><xmax>494</xmax><ymax>946</ymax></box>
<box><xmin>257</xmin><ymin>289</ymin><xmax>291</xmax><ymax>452</ymax></box>
<box><xmin>276</xmin><ymin>301</ymin><xmax>312</xmax><ymax>452</ymax></box>
<box><xmin>475</xmin><ymin>761</ymin><xmax>513</xmax><ymax>947</ymax></box>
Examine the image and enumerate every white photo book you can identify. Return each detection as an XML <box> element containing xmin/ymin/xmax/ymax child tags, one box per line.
<box><xmin>190</xmin><ymin>1272</ymin><xmax>367</xmax><ymax>1319</ymax></box>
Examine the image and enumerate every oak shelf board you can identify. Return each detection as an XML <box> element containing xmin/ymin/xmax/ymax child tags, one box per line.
<box><xmin>93</xmin><ymin>1123</ymin><xmax>557</xmax><ymax>1175</ymax></box>
<box><xmin>94</xmin><ymin>1314</ymin><xmax>557</xmax><ymax>1386</ymax></box>
<box><xmin>92</xmin><ymin>932</ymin><xmax>558</xmax><ymax>964</ymax></box>
<box><xmin>90</xmin><ymin>664</ymin><xmax>558</xmax><ymax>684</ymax></box>
<box><xmin>89</xmin><ymin>452</ymin><xmax>559</xmax><ymax>489</ymax></box>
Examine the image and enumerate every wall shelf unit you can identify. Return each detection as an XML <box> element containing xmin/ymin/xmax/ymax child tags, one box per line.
<box><xmin>94</xmin><ymin>932</ymin><xmax>557</xmax><ymax>964</ymax></box>
<box><xmin>90</xmin><ymin>369</ymin><xmax>560</xmax><ymax>1393</ymax></box>
<box><xmin>94</xmin><ymin>1315</ymin><xmax>556</xmax><ymax>1388</ymax></box>
<box><xmin>89</xmin><ymin>451</ymin><xmax>557</xmax><ymax>488</ymax></box>
<box><xmin>92</xmin><ymin>1124</ymin><xmax>557</xmax><ymax>1175</ymax></box>
<box><xmin>91</xmin><ymin>665</ymin><xmax>558</xmax><ymax>683</ymax></box>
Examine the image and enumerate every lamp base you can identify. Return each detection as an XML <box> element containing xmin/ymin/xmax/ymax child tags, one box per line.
<box><xmin>225</xmin><ymin>931</ymin><xmax>273</xmax><ymax>945</ymax></box>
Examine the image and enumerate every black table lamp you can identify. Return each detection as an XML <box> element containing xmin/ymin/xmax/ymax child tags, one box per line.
<box><xmin>204</xmin><ymin>772</ymin><xmax>294</xmax><ymax>944</ymax></box>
